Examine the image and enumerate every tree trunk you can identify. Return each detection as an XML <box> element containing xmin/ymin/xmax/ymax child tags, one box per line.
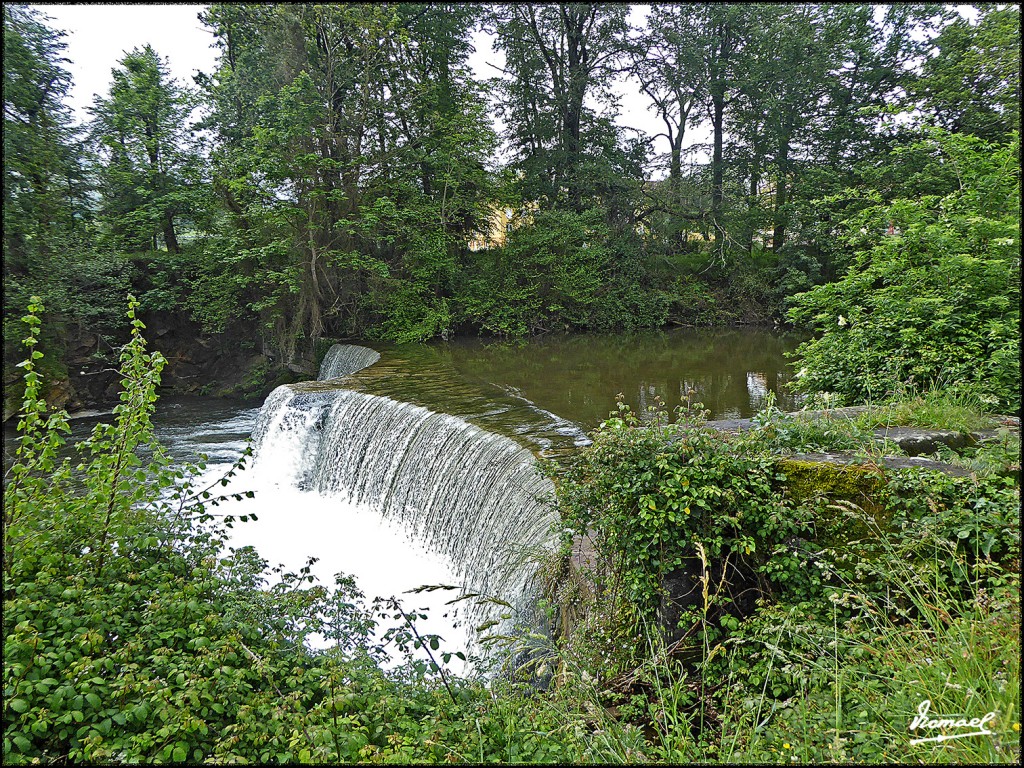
<box><xmin>772</xmin><ymin>139</ymin><xmax>790</xmax><ymax>253</ymax></box>
<box><xmin>748</xmin><ymin>169</ymin><xmax>759</xmax><ymax>255</ymax></box>
<box><xmin>163</xmin><ymin>213</ymin><xmax>180</xmax><ymax>254</ymax></box>
<box><xmin>711</xmin><ymin>89</ymin><xmax>726</xmax><ymax>244</ymax></box>
<box><xmin>668</xmin><ymin>126</ymin><xmax>685</xmax><ymax>248</ymax></box>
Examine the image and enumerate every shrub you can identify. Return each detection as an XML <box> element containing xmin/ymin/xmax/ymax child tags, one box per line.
<box><xmin>788</xmin><ymin>130</ymin><xmax>1021</xmax><ymax>412</ymax></box>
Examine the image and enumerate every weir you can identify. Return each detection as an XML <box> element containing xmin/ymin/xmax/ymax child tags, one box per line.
<box><xmin>318</xmin><ymin>343</ymin><xmax>381</xmax><ymax>380</ymax></box>
<box><xmin>249</xmin><ymin>344</ymin><xmax>562</xmax><ymax>637</ymax></box>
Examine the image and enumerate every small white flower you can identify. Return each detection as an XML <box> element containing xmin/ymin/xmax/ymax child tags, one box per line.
<box><xmin>837</xmin><ymin>315</ymin><xmax>848</xmax><ymax>327</ymax></box>
<box><xmin>796</xmin><ymin>367</ymin><xmax>807</xmax><ymax>378</ymax></box>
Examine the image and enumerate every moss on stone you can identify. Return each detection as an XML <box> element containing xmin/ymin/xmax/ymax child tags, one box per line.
<box><xmin>775</xmin><ymin>457</ymin><xmax>891</xmax><ymax>543</ymax></box>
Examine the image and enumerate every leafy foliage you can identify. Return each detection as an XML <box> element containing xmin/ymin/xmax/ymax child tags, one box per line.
<box><xmin>88</xmin><ymin>45</ymin><xmax>204</xmax><ymax>254</ymax></box>
<box><xmin>788</xmin><ymin>130</ymin><xmax>1021</xmax><ymax>411</ymax></box>
<box><xmin>542</xmin><ymin>391</ymin><xmax>1020</xmax><ymax>763</ymax></box>
<box><xmin>0</xmin><ymin>300</ymin><xmax>604</xmax><ymax>765</ymax></box>
<box><xmin>549</xmin><ymin>399</ymin><xmax>815</xmax><ymax>679</ymax></box>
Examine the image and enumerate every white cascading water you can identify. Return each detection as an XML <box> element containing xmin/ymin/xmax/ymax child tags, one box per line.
<box><xmin>248</xmin><ymin>387</ymin><xmax>335</xmax><ymax>487</ymax></box>
<box><xmin>318</xmin><ymin>343</ymin><xmax>381</xmax><ymax>380</ymax></box>
<box><xmin>239</xmin><ymin>344</ymin><xmax>558</xmax><ymax>667</ymax></box>
<box><xmin>310</xmin><ymin>391</ymin><xmax>557</xmax><ymax>603</ymax></box>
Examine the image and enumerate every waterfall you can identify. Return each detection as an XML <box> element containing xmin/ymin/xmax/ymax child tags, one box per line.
<box><xmin>250</xmin><ymin>387</ymin><xmax>338</xmax><ymax>488</ymax></box>
<box><xmin>311</xmin><ymin>391</ymin><xmax>557</xmax><ymax>604</ymax></box>
<box><xmin>250</xmin><ymin>368</ymin><xmax>558</xmax><ymax>648</ymax></box>
<box><xmin>319</xmin><ymin>344</ymin><xmax>381</xmax><ymax>381</ymax></box>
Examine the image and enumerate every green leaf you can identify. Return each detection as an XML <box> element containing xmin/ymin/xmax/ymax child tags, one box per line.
<box><xmin>9</xmin><ymin>698</ymin><xmax>29</xmax><ymax>713</ymax></box>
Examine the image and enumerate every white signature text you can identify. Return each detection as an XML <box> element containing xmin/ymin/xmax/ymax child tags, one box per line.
<box><xmin>908</xmin><ymin>699</ymin><xmax>996</xmax><ymax>745</ymax></box>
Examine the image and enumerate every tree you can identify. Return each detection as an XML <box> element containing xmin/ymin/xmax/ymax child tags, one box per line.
<box><xmin>198</xmin><ymin>3</ymin><xmax>497</xmax><ymax>352</ymax></box>
<box><xmin>2</xmin><ymin>5</ymin><xmax>86</xmax><ymax>269</ymax></box>
<box><xmin>628</xmin><ymin>5</ymin><xmax>707</xmax><ymax>247</ymax></box>
<box><xmin>2</xmin><ymin>5</ymin><xmax>100</xmax><ymax>411</ymax></box>
<box><xmin>696</xmin><ymin>4</ymin><xmax>753</xmax><ymax>249</ymax></box>
<box><xmin>89</xmin><ymin>44</ymin><xmax>201</xmax><ymax>254</ymax></box>
<box><xmin>912</xmin><ymin>4</ymin><xmax>1021</xmax><ymax>143</ymax></box>
<box><xmin>490</xmin><ymin>3</ymin><xmax>635</xmax><ymax>212</ymax></box>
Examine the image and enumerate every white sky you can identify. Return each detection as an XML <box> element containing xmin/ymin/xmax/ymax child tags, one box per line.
<box><xmin>33</xmin><ymin>4</ymin><xmax>218</xmax><ymax>120</ymax></box>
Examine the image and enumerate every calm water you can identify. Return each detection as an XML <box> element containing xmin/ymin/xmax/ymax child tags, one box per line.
<box><xmin>439</xmin><ymin>327</ymin><xmax>802</xmax><ymax>427</ymax></box>
<box><xmin>5</xmin><ymin>327</ymin><xmax>802</xmax><ymax>457</ymax></box>
<box><xmin>327</xmin><ymin>327</ymin><xmax>803</xmax><ymax>456</ymax></box>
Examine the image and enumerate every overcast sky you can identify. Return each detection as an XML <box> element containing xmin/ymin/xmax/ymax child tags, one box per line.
<box><xmin>34</xmin><ymin>4</ymin><xmax>218</xmax><ymax>121</ymax></box>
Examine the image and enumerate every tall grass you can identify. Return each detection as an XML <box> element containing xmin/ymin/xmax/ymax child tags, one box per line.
<box><xmin>529</xmin><ymin>472</ymin><xmax>1019</xmax><ymax>763</ymax></box>
<box><xmin>691</xmin><ymin>508</ymin><xmax>1019</xmax><ymax>764</ymax></box>
<box><xmin>854</xmin><ymin>385</ymin><xmax>1008</xmax><ymax>434</ymax></box>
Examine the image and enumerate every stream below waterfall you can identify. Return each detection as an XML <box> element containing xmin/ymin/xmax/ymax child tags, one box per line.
<box><xmin>4</xmin><ymin>328</ymin><xmax>803</xmax><ymax>675</ymax></box>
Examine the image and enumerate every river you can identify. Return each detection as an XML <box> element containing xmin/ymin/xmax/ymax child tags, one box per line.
<box><xmin>4</xmin><ymin>328</ymin><xmax>803</xmax><ymax>671</ymax></box>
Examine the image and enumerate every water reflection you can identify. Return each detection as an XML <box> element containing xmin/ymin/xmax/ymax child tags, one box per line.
<box><xmin>4</xmin><ymin>328</ymin><xmax>804</xmax><ymax>468</ymax></box>
<box><xmin>430</xmin><ymin>328</ymin><xmax>803</xmax><ymax>429</ymax></box>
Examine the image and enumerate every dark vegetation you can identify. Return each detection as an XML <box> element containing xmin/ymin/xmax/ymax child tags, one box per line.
<box><xmin>3</xmin><ymin>3</ymin><xmax>1019</xmax><ymax>413</ymax></box>
<box><xmin>3</xmin><ymin>2</ymin><xmax>1021</xmax><ymax>764</ymax></box>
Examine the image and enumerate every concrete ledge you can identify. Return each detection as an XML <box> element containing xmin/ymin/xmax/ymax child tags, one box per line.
<box><xmin>704</xmin><ymin>408</ymin><xmax>1019</xmax><ymax>457</ymax></box>
<box><xmin>786</xmin><ymin>452</ymin><xmax>974</xmax><ymax>477</ymax></box>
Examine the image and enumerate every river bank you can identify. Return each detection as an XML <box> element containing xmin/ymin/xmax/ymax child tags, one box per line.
<box><xmin>5</xmin><ymin>322</ymin><xmax>807</xmax><ymax>425</ymax></box>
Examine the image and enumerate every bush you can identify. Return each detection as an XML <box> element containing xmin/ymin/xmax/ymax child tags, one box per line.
<box><xmin>549</xmin><ymin>400</ymin><xmax>817</xmax><ymax>678</ymax></box>
<box><xmin>541</xmin><ymin>395</ymin><xmax>1020</xmax><ymax>763</ymax></box>
<box><xmin>788</xmin><ymin>130</ymin><xmax>1021</xmax><ymax>412</ymax></box>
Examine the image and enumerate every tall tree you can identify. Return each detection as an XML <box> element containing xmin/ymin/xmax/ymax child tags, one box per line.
<box><xmin>738</xmin><ymin>5</ymin><xmax>844</xmax><ymax>253</ymax></box>
<box><xmin>89</xmin><ymin>45</ymin><xmax>200</xmax><ymax>254</ymax></box>
<box><xmin>629</xmin><ymin>5</ymin><xmax>706</xmax><ymax>245</ymax></box>
<box><xmin>2</xmin><ymin>5</ymin><xmax>84</xmax><ymax>273</ymax></box>
<box><xmin>490</xmin><ymin>3</ymin><xmax>633</xmax><ymax>211</ymax></box>
<box><xmin>723</xmin><ymin>5</ymin><xmax>945</xmax><ymax>256</ymax></box>
<box><xmin>198</xmin><ymin>3</ymin><xmax>496</xmax><ymax>352</ymax></box>
<box><xmin>912</xmin><ymin>4</ymin><xmax>1020</xmax><ymax>143</ymax></box>
<box><xmin>699</xmin><ymin>4</ymin><xmax>754</xmax><ymax>249</ymax></box>
<box><xmin>2</xmin><ymin>4</ymin><xmax>99</xmax><ymax>389</ymax></box>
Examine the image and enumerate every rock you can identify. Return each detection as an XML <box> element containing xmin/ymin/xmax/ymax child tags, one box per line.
<box><xmin>557</xmin><ymin>533</ymin><xmax>600</xmax><ymax>640</ymax></box>
<box><xmin>704</xmin><ymin>406</ymin><xmax>1019</xmax><ymax>457</ymax></box>
<box><xmin>45</xmin><ymin>378</ymin><xmax>78</xmax><ymax>412</ymax></box>
<box><xmin>69</xmin><ymin>333</ymin><xmax>99</xmax><ymax>354</ymax></box>
<box><xmin>658</xmin><ymin>556</ymin><xmax>758</xmax><ymax>647</ymax></box>
<box><xmin>775</xmin><ymin>453</ymin><xmax>975</xmax><ymax>546</ymax></box>
<box><xmin>871</xmin><ymin>427</ymin><xmax>971</xmax><ymax>455</ymax></box>
<box><xmin>785</xmin><ymin>452</ymin><xmax>974</xmax><ymax>478</ymax></box>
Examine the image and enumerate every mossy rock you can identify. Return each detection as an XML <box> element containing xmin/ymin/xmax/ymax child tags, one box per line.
<box><xmin>775</xmin><ymin>456</ymin><xmax>890</xmax><ymax>544</ymax></box>
<box><xmin>775</xmin><ymin>453</ymin><xmax>974</xmax><ymax>547</ymax></box>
